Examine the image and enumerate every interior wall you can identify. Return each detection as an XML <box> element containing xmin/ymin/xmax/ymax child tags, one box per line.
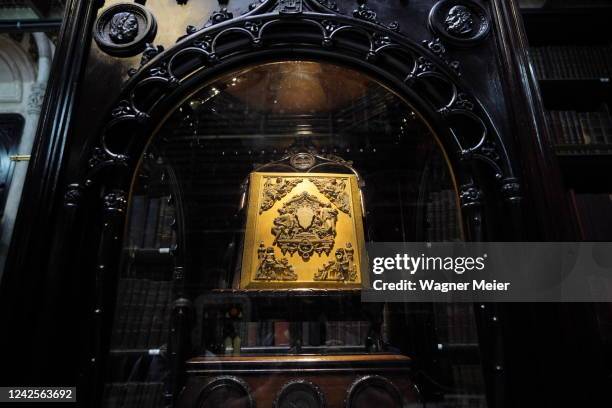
<box><xmin>0</xmin><ymin>33</ymin><xmax>54</xmax><ymax>281</ymax></box>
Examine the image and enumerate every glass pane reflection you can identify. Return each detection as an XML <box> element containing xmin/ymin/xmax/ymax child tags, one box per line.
<box><xmin>102</xmin><ymin>61</ymin><xmax>487</xmax><ymax>408</ymax></box>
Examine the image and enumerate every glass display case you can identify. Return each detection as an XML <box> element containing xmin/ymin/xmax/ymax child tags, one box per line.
<box><xmin>101</xmin><ymin>60</ymin><xmax>486</xmax><ymax>408</ymax></box>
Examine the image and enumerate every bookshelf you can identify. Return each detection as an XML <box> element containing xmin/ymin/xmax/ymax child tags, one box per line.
<box><xmin>521</xmin><ymin>1</ymin><xmax>612</xmax><ymax>230</ymax></box>
<box><xmin>521</xmin><ymin>2</ymin><xmax>612</xmax><ymax>160</ymax></box>
<box><xmin>521</xmin><ymin>0</ymin><xmax>612</xmax><ymax>382</ymax></box>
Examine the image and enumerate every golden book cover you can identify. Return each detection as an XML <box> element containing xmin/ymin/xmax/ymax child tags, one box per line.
<box><xmin>240</xmin><ymin>172</ymin><xmax>366</xmax><ymax>289</ymax></box>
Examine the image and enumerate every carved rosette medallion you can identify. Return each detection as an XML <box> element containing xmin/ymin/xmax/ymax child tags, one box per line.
<box><xmin>94</xmin><ymin>3</ymin><xmax>158</xmax><ymax>57</ymax></box>
<box><xmin>241</xmin><ymin>172</ymin><xmax>365</xmax><ymax>289</ymax></box>
<box><xmin>428</xmin><ymin>0</ymin><xmax>490</xmax><ymax>46</ymax></box>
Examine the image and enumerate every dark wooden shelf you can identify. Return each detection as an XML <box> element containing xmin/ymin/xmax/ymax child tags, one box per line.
<box><xmin>186</xmin><ymin>353</ymin><xmax>412</xmax><ymax>373</ymax></box>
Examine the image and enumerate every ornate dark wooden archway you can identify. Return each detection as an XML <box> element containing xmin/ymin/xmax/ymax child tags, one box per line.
<box><xmin>61</xmin><ymin>0</ymin><xmax>523</xmax><ymax>405</ymax></box>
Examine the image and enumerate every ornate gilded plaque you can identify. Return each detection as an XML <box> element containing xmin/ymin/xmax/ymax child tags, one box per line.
<box><xmin>240</xmin><ymin>172</ymin><xmax>366</xmax><ymax>289</ymax></box>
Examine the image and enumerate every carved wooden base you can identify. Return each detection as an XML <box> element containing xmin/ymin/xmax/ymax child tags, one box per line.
<box><xmin>177</xmin><ymin>354</ymin><xmax>420</xmax><ymax>408</ymax></box>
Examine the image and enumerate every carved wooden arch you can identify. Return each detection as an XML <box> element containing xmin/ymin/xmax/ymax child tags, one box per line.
<box><xmin>68</xmin><ymin>0</ymin><xmax>522</xmax><ymax>245</ymax></box>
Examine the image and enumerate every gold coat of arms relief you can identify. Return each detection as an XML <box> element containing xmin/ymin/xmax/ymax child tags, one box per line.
<box><xmin>240</xmin><ymin>172</ymin><xmax>365</xmax><ymax>289</ymax></box>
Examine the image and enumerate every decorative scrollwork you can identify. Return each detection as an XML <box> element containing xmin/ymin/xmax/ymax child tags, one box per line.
<box><xmin>260</xmin><ymin>177</ymin><xmax>303</xmax><ymax>213</ymax></box>
<box><xmin>255</xmin><ymin>243</ymin><xmax>297</xmax><ymax>281</ymax></box>
<box><xmin>87</xmin><ymin>3</ymin><xmax>518</xmax><ymax>227</ymax></box>
<box><xmin>423</xmin><ymin>37</ymin><xmax>461</xmax><ymax>75</ymax></box>
<box><xmin>352</xmin><ymin>0</ymin><xmax>399</xmax><ymax>32</ymax></box>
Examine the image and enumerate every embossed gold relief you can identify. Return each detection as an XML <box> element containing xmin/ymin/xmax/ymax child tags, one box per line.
<box><xmin>272</xmin><ymin>191</ymin><xmax>337</xmax><ymax>261</ymax></box>
<box><xmin>241</xmin><ymin>172</ymin><xmax>366</xmax><ymax>289</ymax></box>
<box><xmin>254</xmin><ymin>244</ymin><xmax>297</xmax><ymax>281</ymax></box>
<box><xmin>314</xmin><ymin>243</ymin><xmax>358</xmax><ymax>282</ymax></box>
<box><xmin>260</xmin><ymin>177</ymin><xmax>303</xmax><ymax>213</ymax></box>
<box><xmin>310</xmin><ymin>178</ymin><xmax>351</xmax><ymax>215</ymax></box>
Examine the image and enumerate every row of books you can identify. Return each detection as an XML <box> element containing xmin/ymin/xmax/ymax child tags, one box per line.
<box><xmin>110</xmin><ymin>279</ymin><xmax>172</xmax><ymax>350</ymax></box>
<box><xmin>530</xmin><ymin>45</ymin><xmax>612</xmax><ymax>80</ymax></box>
<box><xmin>127</xmin><ymin>195</ymin><xmax>175</xmax><ymax>249</ymax></box>
<box><xmin>102</xmin><ymin>382</ymin><xmax>164</xmax><ymax>408</ymax></box>
<box><xmin>434</xmin><ymin>304</ymin><xmax>479</xmax><ymax>344</ymax></box>
<box><xmin>426</xmin><ymin>190</ymin><xmax>461</xmax><ymax>242</ymax></box>
<box><xmin>545</xmin><ymin>108</ymin><xmax>612</xmax><ymax>147</ymax></box>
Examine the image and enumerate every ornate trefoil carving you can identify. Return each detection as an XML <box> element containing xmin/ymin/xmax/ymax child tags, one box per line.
<box><xmin>423</xmin><ymin>37</ymin><xmax>461</xmax><ymax>74</ymax></box>
<box><xmin>310</xmin><ymin>178</ymin><xmax>351</xmax><ymax>215</ymax></box>
<box><xmin>254</xmin><ymin>243</ymin><xmax>297</xmax><ymax>281</ymax></box>
<box><xmin>353</xmin><ymin>0</ymin><xmax>399</xmax><ymax>32</ymax></box>
<box><xmin>260</xmin><ymin>177</ymin><xmax>303</xmax><ymax>213</ymax></box>
<box><xmin>314</xmin><ymin>243</ymin><xmax>357</xmax><ymax>282</ymax></box>
<box><xmin>272</xmin><ymin>191</ymin><xmax>338</xmax><ymax>261</ymax></box>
